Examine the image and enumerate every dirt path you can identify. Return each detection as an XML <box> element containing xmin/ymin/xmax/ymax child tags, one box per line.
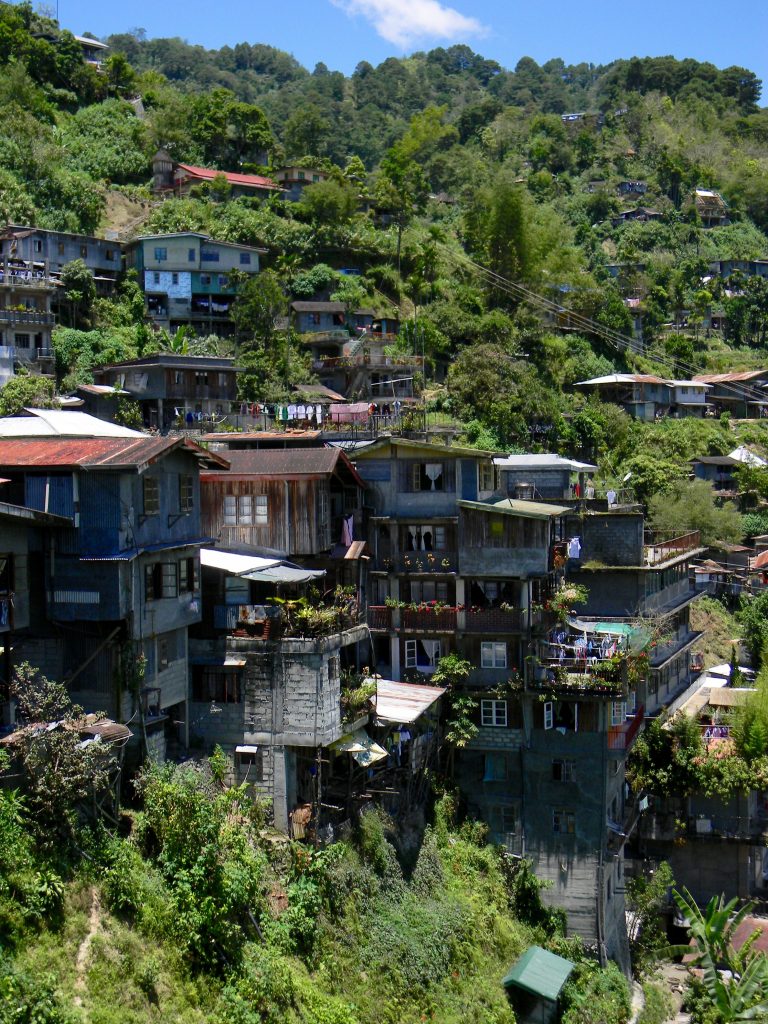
<box><xmin>73</xmin><ymin>887</ymin><xmax>101</xmax><ymax>1010</ymax></box>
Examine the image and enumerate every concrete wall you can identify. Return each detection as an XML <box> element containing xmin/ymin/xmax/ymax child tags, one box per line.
<box><xmin>568</xmin><ymin>513</ymin><xmax>644</xmax><ymax>567</ymax></box>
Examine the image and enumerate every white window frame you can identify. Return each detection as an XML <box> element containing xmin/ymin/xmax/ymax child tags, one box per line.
<box><xmin>405</xmin><ymin>639</ymin><xmax>417</xmax><ymax>668</ymax></box>
<box><xmin>543</xmin><ymin>701</ymin><xmax>554</xmax><ymax>730</ymax></box>
<box><xmin>479</xmin><ymin>461</ymin><xmax>495</xmax><ymax>491</ymax></box>
<box><xmin>481</xmin><ymin>641</ymin><xmax>507</xmax><ymax>669</ymax></box>
<box><xmin>611</xmin><ymin>701</ymin><xmax>627</xmax><ymax>727</ymax></box>
<box><xmin>481</xmin><ymin>699</ymin><xmax>507</xmax><ymax>728</ymax></box>
<box><xmin>255</xmin><ymin>494</ymin><xmax>268</xmax><ymax>524</ymax></box>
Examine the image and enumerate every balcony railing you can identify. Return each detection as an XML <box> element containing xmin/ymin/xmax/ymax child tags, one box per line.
<box><xmin>644</xmin><ymin>531</ymin><xmax>701</xmax><ymax>564</ymax></box>
<box><xmin>214</xmin><ymin>603</ymin><xmax>365</xmax><ymax>639</ymax></box>
<box><xmin>312</xmin><ymin>354</ymin><xmax>424</xmax><ymax>371</ymax></box>
<box><xmin>368</xmin><ymin>605</ymin><xmax>392</xmax><ymax>631</ymax></box>
<box><xmin>401</xmin><ymin>607</ymin><xmax>457</xmax><ymax>631</ymax></box>
<box><xmin>463</xmin><ymin>607</ymin><xmax>524</xmax><ymax>632</ymax></box>
<box><xmin>0</xmin><ymin>310</ymin><xmax>55</xmax><ymax>326</ymax></box>
<box><xmin>529</xmin><ymin>657</ymin><xmax>626</xmax><ymax>695</ymax></box>
<box><xmin>607</xmin><ymin>704</ymin><xmax>645</xmax><ymax>751</ymax></box>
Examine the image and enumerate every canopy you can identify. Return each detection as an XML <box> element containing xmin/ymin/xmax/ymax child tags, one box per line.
<box><xmin>373</xmin><ymin>679</ymin><xmax>445</xmax><ymax>725</ymax></box>
<box><xmin>242</xmin><ymin>564</ymin><xmax>324</xmax><ymax>584</ymax></box>
<box><xmin>330</xmin><ymin>729</ymin><xmax>388</xmax><ymax>766</ymax></box>
<box><xmin>200</xmin><ymin>547</ymin><xmax>324</xmax><ymax>584</ymax></box>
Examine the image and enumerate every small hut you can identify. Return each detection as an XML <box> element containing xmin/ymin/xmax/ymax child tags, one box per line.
<box><xmin>502</xmin><ymin>945</ymin><xmax>575</xmax><ymax>1024</ymax></box>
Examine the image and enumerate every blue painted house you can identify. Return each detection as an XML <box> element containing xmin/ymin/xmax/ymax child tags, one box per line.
<box><xmin>0</xmin><ymin>436</ymin><xmax>228</xmax><ymax>757</ymax></box>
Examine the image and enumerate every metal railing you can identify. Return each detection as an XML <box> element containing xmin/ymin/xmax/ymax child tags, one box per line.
<box><xmin>0</xmin><ymin>310</ymin><xmax>55</xmax><ymax>325</ymax></box>
<box><xmin>608</xmin><ymin>705</ymin><xmax>645</xmax><ymax>750</ymax></box>
<box><xmin>644</xmin><ymin>531</ymin><xmax>701</xmax><ymax>564</ymax></box>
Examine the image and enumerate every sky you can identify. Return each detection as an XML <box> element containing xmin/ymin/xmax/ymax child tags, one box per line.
<box><xmin>55</xmin><ymin>0</ymin><xmax>768</xmax><ymax>100</ymax></box>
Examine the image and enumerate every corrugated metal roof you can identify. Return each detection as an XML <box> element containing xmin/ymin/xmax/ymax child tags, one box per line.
<box><xmin>458</xmin><ymin>498</ymin><xmax>570</xmax><ymax>519</ymax></box>
<box><xmin>202</xmin><ymin>430</ymin><xmax>323</xmax><ymax>444</ymax></box>
<box><xmin>0</xmin><ymin>436</ymin><xmax>226</xmax><ymax>469</ymax></box>
<box><xmin>200</xmin><ymin>549</ymin><xmax>281</xmax><ymax>575</ymax></box>
<box><xmin>291</xmin><ymin>301</ymin><xmax>374</xmax><ymax>314</ymax></box>
<box><xmin>202</xmin><ymin>446</ymin><xmax>365</xmax><ymax>487</ymax></box>
<box><xmin>494</xmin><ymin>453</ymin><xmax>597</xmax><ymax>472</ymax></box>
<box><xmin>693</xmin><ymin>370</ymin><xmax>768</xmax><ymax>383</ymax></box>
<box><xmin>502</xmin><ymin>946</ymin><xmax>574</xmax><ymax>1001</ymax></box>
<box><xmin>373</xmin><ymin>679</ymin><xmax>446</xmax><ymax>725</ymax></box>
<box><xmin>176</xmin><ymin>163</ymin><xmax>280</xmax><ymax>191</ymax></box>
<box><xmin>244</xmin><ymin>564</ymin><xmax>324</xmax><ymax>583</ymax></box>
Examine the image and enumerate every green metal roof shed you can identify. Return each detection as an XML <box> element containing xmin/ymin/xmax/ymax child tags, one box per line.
<box><xmin>502</xmin><ymin>946</ymin><xmax>575</xmax><ymax>1002</ymax></box>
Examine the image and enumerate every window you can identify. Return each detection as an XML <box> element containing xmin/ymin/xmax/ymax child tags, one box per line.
<box><xmin>255</xmin><ymin>494</ymin><xmax>268</xmax><ymax>524</ymax></box>
<box><xmin>179</xmin><ymin>556</ymin><xmax>199</xmax><ymax>593</ymax></box>
<box><xmin>158</xmin><ymin>637</ymin><xmax>169</xmax><ymax>671</ymax></box>
<box><xmin>193</xmin><ymin>667</ymin><xmax>241</xmax><ymax>703</ymax></box>
<box><xmin>171</xmin><ymin>272</ymin><xmax>179</xmax><ymax>285</ymax></box>
<box><xmin>408</xmin><ymin>581</ymin><xmax>448</xmax><ymax>604</ymax></box>
<box><xmin>238</xmin><ymin>749</ymin><xmax>263</xmax><ymax>779</ymax></box>
<box><xmin>80</xmin><ymin>245</ymin><xmax>88</xmax><ymax>258</ymax></box>
<box><xmin>34</xmin><ymin>239</ymin><xmax>42</xmax><ymax>253</ymax></box>
<box><xmin>106</xmin><ymin>249</ymin><xmax>114</xmax><ymax>261</ymax></box>
<box><xmin>200</xmin><ymin>250</ymin><xmax>220</xmax><ymax>262</ymax></box>
<box><xmin>553</xmin><ymin>810</ymin><xmax>575</xmax><ymax>835</ymax></box>
<box><xmin>188</xmin><ymin>248</ymin><xmax>195</xmax><ymax>262</ymax></box>
<box><xmin>298</xmin><ymin>170</ymin><xmax>306</xmax><ymax>180</ymax></box>
<box><xmin>412</xmin><ymin>461</ymin><xmax>443</xmax><ymax>491</ymax></box>
<box><xmin>479</xmin><ymin>461</ymin><xmax>495</xmax><ymax>491</ymax></box>
<box><xmin>543</xmin><ymin>701</ymin><xmax>554</xmax><ymax>730</ymax></box>
<box><xmin>481</xmin><ymin>642</ymin><xmax>507</xmax><ymax>669</ymax></box>
<box><xmin>200</xmin><ymin>273</ymin><xmax>211</xmax><ymax>286</ymax></box>
<box><xmin>14</xmin><ymin>333</ymin><xmax>30</xmax><ymax>348</ymax></box>
<box><xmin>552</xmin><ymin>759</ymin><xmax>576</xmax><ymax>782</ymax></box>
<box><xmin>223</xmin><ymin>494</ymin><xmax>256</xmax><ymax>525</ymax></box>
<box><xmin>152</xmin><ymin>272</ymin><xmax>160</xmax><ymax>285</ymax></box>
<box><xmin>144</xmin><ymin>562</ymin><xmax>178</xmax><ymax>601</ymax></box>
<box><xmin>195</xmin><ymin>371</ymin><xmax>209</xmax><ymax>386</ymax></box>
<box><xmin>218</xmin><ymin>274</ymin><xmax>227</xmax><ymax>288</ymax></box>
<box><xmin>611</xmin><ymin>701</ymin><xmax>627</xmax><ymax>726</ymax></box>
<box><xmin>405</xmin><ymin>524</ymin><xmax>446</xmax><ymax>552</ymax></box>
<box><xmin>481</xmin><ymin>699</ymin><xmax>507</xmax><ymax>727</ymax></box>
<box><xmin>309</xmin><ymin>312</ymin><xmax>321</xmax><ymax>325</ymax></box>
<box><xmin>484</xmin><ymin>752</ymin><xmax>508</xmax><ymax>781</ymax></box>
<box><xmin>312</xmin><ymin>174</ymin><xmax>320</xmax><ymax>182</ymax></box>
<box><xmin>404</xmin><ymin>639</ymin><xmax>442</xmax><ymax>669</ymax></box>
<box><xmin>239</xmin><ymin>252</ymin><xmax>251</xmax><ymax>265</ymax></box>
<box><xmin>143</xmin><ymin>476</ymin><xmax>160</xmax><ymax>516</ymax></box>
<box><xmin>58</xmin><ymin>242</ymin><xmax>65</xmax><ymax>256</ymax></box>
<box><xmin>154</xmin><ymin>247</ymin><xmax>167</xmax><ymax>261</ymax></box>
<box><xmin>179</xmin><ymin>475</ymin><xmax>193</xmax><ymax>513</ymax></box>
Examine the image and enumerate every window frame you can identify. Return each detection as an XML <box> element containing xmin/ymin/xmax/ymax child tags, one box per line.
<box><xmin>154</xmin><ymin>246</ymin><xmax>167</xmax><ymax>262</ymax></box>
<box><xmin>143</xmin><ymin>476</ymin><xmax>160</xmax><ymax>516</ymax></box>
<box><xmin>480</xmin><ymin>699</ymin><xmax>508</xmax><ymax>728</ymax></box>
<box><xmin>179</xmin><ymin>475</ymin><xmax>194</xmax><ymax>513</ymax></box>
<box><xmin>552</xmin><ymin>759</ymin><xmax>576</xmax><ymax>782</ymax></box>
<box><xmin>543</xmin><ymin>701</ymin><xmax>554</xmax><ymax>730</ymax></box>
<box><xmin>553</xmin><ymin>809</ymin><xmax>576</xmax><ymax>835</ymax></box>
<box><xmin>480</xmin><ymin>641</ymin><xmax>507</xmax><ymax>669</ymax></box>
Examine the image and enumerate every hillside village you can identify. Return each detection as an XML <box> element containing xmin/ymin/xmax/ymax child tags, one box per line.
<box><xmin>3</xmin><ymin>4</ymin><xmax>768</xmax><ymax>1023</ymax></box>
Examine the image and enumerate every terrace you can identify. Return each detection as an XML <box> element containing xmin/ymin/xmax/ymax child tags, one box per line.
<box><xmin>643</xmin><ymin>530</ymin><xmax>701</xmax><ymax>565</ymax></box>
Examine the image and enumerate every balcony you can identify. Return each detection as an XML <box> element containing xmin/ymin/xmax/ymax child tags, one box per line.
<box><xmin>368</xmin><ymin>605</ymin><xmax>392</xmax><ymax>631</ymax></box>
<box><xmin>214</xmin><ymin>602</ymin><xmax>365</xmax><ymax>639</ymax></box>
<box><xmin>311</xmin><ymin>353</ymin><xmax>424</xmax><ymax>372</ymax></box>
<box><xmin>607</xmin><ymin>704</ymin><xmax>645</xmax><ymax>751</ymax></box>
<box><xmin>644</xmin><ymin>530</ymin><xmax>701</xmax><ymax>564</ymax></box>
<box><xmin>401</xmin><ymin>607</ymin><xmax>457</xmax><ymax>632</ymax></box>
<box><xmin>529</xmin><ymin>657</ymin><xmax>626</xmax><ymax>696</ymax></box>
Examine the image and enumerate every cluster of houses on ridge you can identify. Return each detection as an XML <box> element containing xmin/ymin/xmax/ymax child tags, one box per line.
<box><xmin>2</xmin><ymin>407</ymin><xmax>767</xmax><ymax>973</ymax></box>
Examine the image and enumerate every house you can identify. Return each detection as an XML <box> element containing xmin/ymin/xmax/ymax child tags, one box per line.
<box><xmin>503</xmin><ymin>946</ymin><xmax>575</xmax><ymax>1024</ymax></box>
<box><xmin>0</xmin><ymin>251</ymin><xmax>57</xmax><ymax>369</ymax></box>
<box><xmin>199</xmin><ymin>446</ymin><xmax>367</xmax><ymax>589</ymax></box>
<box><xmin>668</xmin><ymin>381</ymin><xmax>711</xmax><ymax>416</ymax></box>
<box><xmin>291</xmin><ymin>300</ymin><xmax>374</xmax><ymax>336</ymax></box>
<box><xmin>92</xmin><ymin>354</ymin><xmax>244</xmax><ymax>431</ymax></box>
<box><xmin>123</xmin><ymin>232</ymin><xmax>264</xmax><ymax>334</ymax></box>
<box><xmin>151</xmin><ymin>150</ymin><xmax>280</xmax><ymax>199</ymax></box>
<box><xmin>573</xmin><ymin>374</ymin><xmax>674</xmax><ymax>420</ymax></box>
<box><xmin>692</xmin><ymin>371</ymin><xmax>768</xmax><ymax>419</ymax></box>
<box><xmin>74</xmin><ymin>34</ymin><xmax>109</xmax><ymax>67</ymax></box>
<box><xmin>693</xmin><ymin>188</ymin><xmax>729</xmax><ymax>228</ymax></box>
<box><xmin>273</xmin><ymin>166</ymin><xmax>329</xmax><ymax>202</ymax></box>
<box><xmin>187</xmin><ymin>547</ymin><xmax>368</xmax><ymax>832</ymax></box>
<box><xmin>690</xmin><ymin>455</ymin><xmax>739</xmax><ymax>496</ymax></box>
<box><xmin>612</xmin><ymin>207</ymin><xmax>662</xmax><ymax>225</ymax></box>
<box><xmin>0</xmin><ymin>409</ymin><xmax>144</xmax><ymax>439</ymax></box>
<box><xmin>306</xmin><ymin>333</ymin><xmax>423</xmax><ymax>404</ymax></box>
<box><xmin>0</xmin><ymin>435</ymin><xmax>227</xmax><ymax>759</ymax></box>
<box><xmin>493</xmin><ymin>453</ymin><xmax>597</xmax><ymax>501</ymax></box>
<box><xmin>0</xmin><ymin>224</ymin><xmax>122</xmax><ymax>297</ymax></box>
<box><xmin>617</xmin><ymin>181</ymin><xmax>648</xmax><ymax>197</ymax></box>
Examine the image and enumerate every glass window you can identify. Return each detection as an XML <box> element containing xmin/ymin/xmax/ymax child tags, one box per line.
<box><xmin>143</xmin><ymin>476</ymin><xmax>159</xmax><ymax>516</ymax></box>
<box><xmin>552</xmin><ymin>759</ymin><xmax>576</xmax><ymax>782</ymax></box>
<box><xmin>154</xmin><ymin>247</ymin><xmax>167</xmax><ymax>261</ymax></box>
<box><xmin>171</xmin><ymin>272</ymin><xmax>179</xmax><ymax>285</ymax></box>
<box><xmin>239</xmin><ymin>252</ymin><xmax>251</xmax><ymax>265</ymax></box>
<box><xmin>14</xmin><ymin>334</ymin><xmax>30</xmax><ymax>348</ymax></box>
<box><xmin>553</xmin><ymin>810</ymin><xmax>575</xmax><ymax>834</ymax></box>
<box><xmin>238</xmin><ymin>495</ymin><xmax>253</xmax><ymax>525</ymax></box>
<box><xmin>193</xmin><ymin>667</ymin><xmax>241</xmax><ymax>703</ymax></box>
<box><xmin>200</xmin><ymin>273</ymin><xmax>211</xmax><ymax>286</ymax></box>
<box><xmin>255</xmin><ymin>494</ymin><xmax>268</xmax><ymax>524</ymax></box>
<box><xmin>158</xmin><ymin>637</ymin><xmax>169</xmax><ymax>671</ymax></box>
<box><xmin>200</xmin><ymin>250</ymin><xmax>220</xmax><ymax>262</ymax></box>
<box><xmin>152</xmin><ymin>272</ymin><xmax>160</xmax><ymax>285</ymax></box>
<box><xmin>479</xmin><ymin>462</ymin><xmax>495</xmax><ymax>491</ymax></box>
<box><xmin>188</xmin><ymin>248</ymin><xmax>195</xmax><ymax>261</ymax></box>
<box><xmin>223</xmin><ymin>495</ymin><xmax>237</xmax><ymax>525</ymax></box>
<box><xmin>405</xmin><ymin>639</ymin><xmax>417</xmax><ymax>668</ymax></box>
<box><xmin>543</xmin><ymin>701</ymin><xmax>554</xmax><ymax>730</ymax></box>
<box><xmin>483</xmin><ymin>753</ymin><xmax>508</xmax><ymax>781</ymax></box>
<box><xmin>480</xmin><ymin>700</ymin><xmax>507</xmax><ymax>727</ymax></box>
<box><xmin>179</xmin><ymin>556</ymin><xmax>199</xmax><ymax>593</ymax></box>
<box><xmin>611</xmin><ymin>701</ymin><xmax>627</xmax><ymax>726</ymax></box>
<box><xmin>481</xmin><ymin>642</ymin><xmax>507</xmax><ymax>668</ymax></box>
<box><xmin>161</xmin><ymin>563</ymin><xmax>178</xmax><ymax>598</ymax></box>
<box><xmin>179</xmin><ymin>475</ymin><xmax>193</xmax><ymax>513</ymax></box>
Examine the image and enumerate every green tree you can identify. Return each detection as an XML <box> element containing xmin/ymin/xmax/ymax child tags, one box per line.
<box><xmin>648</xmin><ymin>480</ymin><xmax>742</xmax><ymax>546</ymax></box>
<box><xmin>60</xmin><ymin>258</ymin><xmax>96</xmax><ymax>329</ymax></box>
<box><xmin>0</xmin><ymin>374</ymin><xmax>56</xmax><ymax>416</ymax></box>
<box><xmin>230</xmin><ymin>269</ymin><xmax>287</xmax><ymax>352</ymax></box>
<box><xmin>298</xmin><ymin>178</ymin><xmax>358</xmax><ymax>225</ymax></box>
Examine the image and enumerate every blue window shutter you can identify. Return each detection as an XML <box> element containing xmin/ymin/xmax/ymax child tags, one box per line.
<box><xmin>460</xmin><ymin>460</ymin><xmax>477</xmax><ymax>501</ymax></box>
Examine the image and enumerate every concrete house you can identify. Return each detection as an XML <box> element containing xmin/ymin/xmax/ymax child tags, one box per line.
<box><xmin>574</xmin><ymin>374</ymin><xmax>710</xmax><ymax>421</ymax></box>
<box><xmin>93</xmin><ymin>354</ymin><xmax>243</xmax><ymax>431</ymax></box>
<box><xmin>494</xmin><ymin>454</ymin><xmax>597</xmax><ymax>501</ymax></box>
<box><xmin>0</xmin><ymin>250</ymin><xmax>57</xmax><ymax>370</ymax></box>
<box><xmin>692</xmin><ymin>370</ymin><xmax>768</xmax><ymax>419</ymax></box>
<box><xmin>124</xmin><ymin>232</ymin><xmax>264</xmax><ymax>335</ymax></box>
<box><xmin>273</xmin><ymin>166</ymin><xmax>329</xmax><ymax>202</ymax></box>
<box><xmin>0</xmin><ymin>436</ymin><xmax>227</xmax><ymax>759</ymax></box>
<box><xmin>0</xmin><ymin>224</ymin><xmax>122</xmax><ymax>297</ymax></box>
<box><xmin>291</xmin><ymin>300</ymin><xmax>374</xmax><ymax>336</ymax></box>
<box><xmin>693</xmin><ymin>188</ymin><xmax>729</xmax><ymax>228</ymax></box>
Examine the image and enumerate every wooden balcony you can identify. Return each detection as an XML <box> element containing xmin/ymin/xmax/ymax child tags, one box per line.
<box><xmin>607</xmin><ymin>705</ymin><xmax>645</xmax><ymax>751</ymax></box>
<box><xmin>397</xmin><ymin>551</ymin><xmax>457</xmax><ymax>574</ymax></box>
<box><xmin>401</xmin><ymin>607</ymin><xmax>457</xmax><ymax>632</ymax></box>
<box><xmin>462</xmin><ymin>607</ymin><xmax>524</xmax><ymax>632</ymax></box>
<box><xmin>368</xmin><ymin>605</ymin><xmax>392</xmax><ymax>631</ymax></box>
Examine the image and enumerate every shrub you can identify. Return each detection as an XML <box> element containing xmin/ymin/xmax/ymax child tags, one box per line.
<box><xmin>638</xmin><ymin>981</ymin><xmax>674</xmax><ymax>1024</ymax></box>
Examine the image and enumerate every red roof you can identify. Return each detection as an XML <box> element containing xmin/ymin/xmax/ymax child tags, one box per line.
<box><xmin>752</xmin><ymin>549</ymin><xmax>768</xmax><ymax>570</ymax></box>
<box><xmin>0</xmin><ymin>436</ymin><xmax>228</xmax><ymax>470</ymax></box>
<box><xmin>176</xmin><ymin>164</ymin><xmax>281</xmax><ymax>191</ymax></box>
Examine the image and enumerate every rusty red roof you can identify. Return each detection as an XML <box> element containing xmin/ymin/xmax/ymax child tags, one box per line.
<box><xmin>201</xmin><ymin>446</ymin><xmax>365</xmax><ymax>487</ymax></box>
<box><xmin>693</xmin><ymin>370</ymin><xmax>768</xmax><ymax>384</ymax></box>
<box><xmin>176</xmin><ymin>164</ymin><xmax>281</xmax><ymax>191</ymax></box>
<box><xmin>0</xmin><ymin>436</ymin><xmax>228</xmax><ymax>470</ymax></box>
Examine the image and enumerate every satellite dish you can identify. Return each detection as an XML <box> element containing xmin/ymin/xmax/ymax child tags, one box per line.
<box><xmin>622</xmin><ymin>472</ymin><xmax>632</xmax><ymax>483</ymax></box>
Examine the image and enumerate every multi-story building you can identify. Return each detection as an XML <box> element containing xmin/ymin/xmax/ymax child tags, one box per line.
<box><xmin>151</xmin><ymin>151</ymin><xmax>279</xmax><ymax>200</ymax></box>
<box><xmin>0</xmin><ymin>253</ymin><xmax>56</xmax><ymax>369</ymax></box>
<box><xmin>0</xmin><ymin>224</ymin><xmax>122</xmax><ymax>296</ymax></box>
<box><xmin>92</xmin><ymin>354</ymin><xmax>243</xmax><ymax>430</ymax></box>
<box><xmin>0</xmin><ymin>435</ymin><xmax>227</xmax><ymax>759</ymax></box>
<box><xmin>273</xmin><ymin>166</ymin><xmax>329</xmax><ymax>202</ymax></box>
<box><xmin>124</xmin><ymin>232</ymin><xmax>264</xmax><ymax>335</ymax></box>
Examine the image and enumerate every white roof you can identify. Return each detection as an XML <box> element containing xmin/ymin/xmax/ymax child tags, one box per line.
<box><xmin>0</xmin><ymin>410</ymin><xmax>144</xmax><ymax>438</ymax></box>
<box><xmin>200</xmin><ymin>549</ymin><xmax>281</xmax><ymax>575</ymax></box>
<box><xmin>669</xmin><ymin>380</ymin><xmax>712</xmax><ymax>389</ymax></box>
<box><xmin>728</xmin><ymin>446</ymin><xmax>767</xmax><ymax>467</ymax></box>
<box><xmin>372</xmin><ymin>678</ymin><xmax>446</xmax><ymax>725</ymax></box>
<box><xmin>493</xmin><ymin>453</ymin><xmax>597</xmax><ymax>472</ymax></box>
<box><xmin>574</xmin><ymin>374</ymin><xmax>673</xmax><ymax>387</ymax></box>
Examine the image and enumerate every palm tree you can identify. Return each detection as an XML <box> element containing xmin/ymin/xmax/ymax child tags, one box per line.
<box><xmin>672</xmin><ymin>888</ymin><xmax>768</xmax><ymax>1022</ymax></box>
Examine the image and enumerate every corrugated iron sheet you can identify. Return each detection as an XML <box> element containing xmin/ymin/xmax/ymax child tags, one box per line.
<box><xmin>0</xmin><ymin>436</ymin><xmax>226</xmax><ymax>469</ymax></box>
<box><xmin>373</xmin><ymin>679</ymin><xmax>446</xmax><ymax>725</ymax></box>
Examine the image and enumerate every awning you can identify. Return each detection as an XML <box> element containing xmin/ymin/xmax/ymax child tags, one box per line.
<box><xmin>330</xmin><ymin>729</ymin><xmax>388</xmax><ymax>766</ymax></box>
<box><xmin>242</xmin><ymin>564</ymin><xmax>325</xmax><ymax>584</ymax></box>
<box><xmin>200</xmin><ymin>548</ymin><xmax>281</xmax><ymax>575</ymax></box>
<box><xmin>236</xmin><ymin>744</ymin><xmax>259</xmax><ymax>754</ymax></box>
<box><xmin>373</xmin><ymin>678</ymin><xmax>446</xmax><ymax>725</ymax></box>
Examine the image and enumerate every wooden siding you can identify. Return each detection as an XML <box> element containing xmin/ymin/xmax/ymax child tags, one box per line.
<box><xmin>201</xmin><ymin>476</ymin><xmax>331</xmax><ymax>557</ymax></box>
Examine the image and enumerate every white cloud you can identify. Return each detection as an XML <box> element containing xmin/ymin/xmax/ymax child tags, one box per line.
<box><xmin>331</xmin><ymin>0</ymin><xmax>487</xmax><ymax>48</ymax></box>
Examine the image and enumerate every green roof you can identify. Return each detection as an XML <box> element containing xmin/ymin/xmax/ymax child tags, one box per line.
<box><xmin>458</xmin><ymin>498</ymin><xmax>570</xmax><ymax>520</ymax></box>
<box><xmin>502</xmin><ymin>946</ymin><xmax>575</xmax><ymax>1001</ymax></box>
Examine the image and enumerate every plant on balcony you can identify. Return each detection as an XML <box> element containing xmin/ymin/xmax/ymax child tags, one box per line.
<box><xmin>340</xmin><ymin>670</ymin><xmax>376</xmax><ymax>725</ymax></box>
<box><xmin>548</xmin><ymin>583</ymin><xmax>589</xmax><ymax>622</ymax></box>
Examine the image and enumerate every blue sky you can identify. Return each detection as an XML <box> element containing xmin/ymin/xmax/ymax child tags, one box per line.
<box><xmin>57</xmin><ymin>0</ymin><xmax>768</xmax><ymax>100</ymax></box>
